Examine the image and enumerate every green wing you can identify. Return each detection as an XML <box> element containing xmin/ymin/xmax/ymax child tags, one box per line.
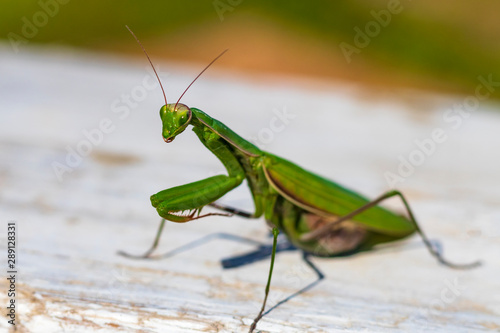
<box><xmin>262</xmin><ymin>153</ymin><xmax>415</xmax><ymax>237</ymax></box>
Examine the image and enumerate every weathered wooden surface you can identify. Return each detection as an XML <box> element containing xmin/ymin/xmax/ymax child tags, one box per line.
<box><xmin>1</xmin><ymin>45</ymin><xmax>499</xmax><ymax>332</ymax></box>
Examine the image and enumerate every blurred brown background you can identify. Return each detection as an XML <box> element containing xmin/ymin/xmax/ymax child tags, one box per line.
<box><xmin>3</xmin><ymin>0</ymin><xmax>500</xmax><ymax>97</ymax></box>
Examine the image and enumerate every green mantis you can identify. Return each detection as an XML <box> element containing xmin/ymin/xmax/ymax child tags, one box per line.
<box><xmin>122</xmin><ymin>27</ymin><xmax>481</xmax><ymax>333</ymax></box>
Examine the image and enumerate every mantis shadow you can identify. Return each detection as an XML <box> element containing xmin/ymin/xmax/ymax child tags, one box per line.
<box><xmin>121</xmin><ymin>231</ymin><xmax>442</xmax><ymax>322</ymax></box>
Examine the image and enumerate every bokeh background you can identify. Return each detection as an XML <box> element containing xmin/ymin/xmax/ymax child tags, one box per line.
<box><xmin>3</xmin><ymin>0</ymin><xmax>500</xmax><ymax>97</ymax></box>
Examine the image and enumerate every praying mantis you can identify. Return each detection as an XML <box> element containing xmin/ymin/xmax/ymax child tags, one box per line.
<box><xmin>121</xmin><ymin>26</ymin><xmax>480</xmax><ymax>333</ymax></box>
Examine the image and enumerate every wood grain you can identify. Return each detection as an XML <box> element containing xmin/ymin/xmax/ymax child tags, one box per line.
<box><xmin>0</xmin><ymin>45</ymin><xmax>499</xmax><ymax>332</ymax></box>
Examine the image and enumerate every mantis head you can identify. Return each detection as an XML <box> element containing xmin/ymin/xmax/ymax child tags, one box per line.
<box><xmin>125</xmin><ymin>25</ymin><xmax>227</xmax><ymax>143</ymax></box>
<box><xmin>159</xmin><ymin>103</ymin><xmax>192</xmax><ymax>143</ymax></box>
<box><xmin>157</xmin><ymin>48</ymin><xmax>227</xmax><ymax>143</ymax></box>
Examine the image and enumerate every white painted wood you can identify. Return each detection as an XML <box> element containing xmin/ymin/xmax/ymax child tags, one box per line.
<box><xmin>0</xmin><ymin>44</ymin><xmax>499</xmax><ymax>332</ymax></box>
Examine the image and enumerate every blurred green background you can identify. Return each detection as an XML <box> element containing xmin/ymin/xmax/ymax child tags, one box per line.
<box><xmin>3</xmin><ymin>0</ymin><xmax>500</xmax><ymax>97</ymax></box>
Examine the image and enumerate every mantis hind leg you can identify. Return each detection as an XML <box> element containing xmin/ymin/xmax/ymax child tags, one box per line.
<box><xmin>301</xmin><ymin>190</ymin><xmax>481</xmax><ymax>269</ymax></box>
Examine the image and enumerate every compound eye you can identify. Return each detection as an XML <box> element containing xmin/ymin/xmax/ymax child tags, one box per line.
<box><xmin>159</xmin><ymin>105</ymin><xmax>168</xmax><ymax>119</ymax></box>
<box><xmin>175</xmin><ymin>105</ymin><xmax>192</xmax><ymax>127</ymax></box>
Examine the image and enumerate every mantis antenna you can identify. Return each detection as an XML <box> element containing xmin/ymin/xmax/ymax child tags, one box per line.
<box><xmin>125</xmin><ymin>25</ymin><xmax>227</xmax><ymax>111</ymax></box>
<box><xmin>174</xmin><ymin>49</ymin><xmax>228</xmax><ymax>111</ymax></box>
<box><xmin>125</xmin><ymin>25</ymin><xmax>168</xmax><ymax>107</ymax></box>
